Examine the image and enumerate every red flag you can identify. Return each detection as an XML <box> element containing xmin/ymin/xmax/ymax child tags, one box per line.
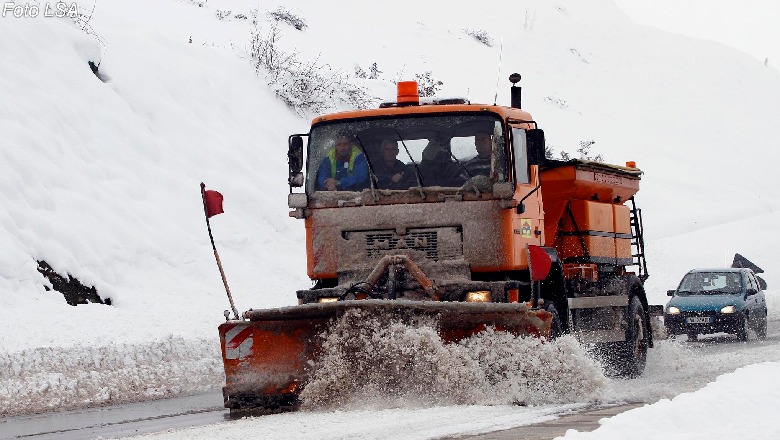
<box><xmin>528</xmin><ymin>245</ymin><xmax>552</xmax><ymax>282</ymax></box>
<box><xmin>204</xmin><ymin>190</ymin><xmax>224</xmax><ymax>218</ymax></box>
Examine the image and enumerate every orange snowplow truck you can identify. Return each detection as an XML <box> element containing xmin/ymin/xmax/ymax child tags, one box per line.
<box><xmin>218</xmin><ymin>74</ymin><xmax>652</xmax><ymax>411</ymax></box>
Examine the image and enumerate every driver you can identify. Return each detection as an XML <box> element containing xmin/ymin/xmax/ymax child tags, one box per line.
<box><xmin>316</xmin><ymin>134</ymin><xmax>369</xmax><ymax>191</ymax></box>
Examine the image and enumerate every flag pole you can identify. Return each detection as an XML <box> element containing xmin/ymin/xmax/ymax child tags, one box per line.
<box><xmin>201</xmin><ymin>182</ymin><xmax>240</xmax><ymax>320</ymax></box>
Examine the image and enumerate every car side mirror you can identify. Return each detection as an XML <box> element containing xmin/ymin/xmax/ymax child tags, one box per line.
<box><xmin>288</xmin><ymin>135</ymin><xmax>304</xmax><ymax>187</ymax></box>
<box><xmin>667</xmin><ymin>289</ymin><xmax>676</xmax><ymax>296</ymax></box>
<box><xmin>526</xmin><ymin>129</ymin><xmax>545</xmax><ymax>165</ymax></box>
<box><xmin>747</xmin><ymin>288</ymin><xmax>758</xmax><ymax>296</ymax></box>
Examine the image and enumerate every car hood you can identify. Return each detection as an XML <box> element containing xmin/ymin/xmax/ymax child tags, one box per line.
<box><xmin>667</xmin><ymin>294</ymin><xmax>743</xmax><ymax>312</ymax></box>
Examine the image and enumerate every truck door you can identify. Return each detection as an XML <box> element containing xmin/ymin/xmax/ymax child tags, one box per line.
<box><xmin>509</xmin><ymin>127</ymin><xmax>545</xmax><ymax>267</ymax></box>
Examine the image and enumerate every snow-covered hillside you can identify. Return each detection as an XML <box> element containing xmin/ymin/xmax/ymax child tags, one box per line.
<box><xmin>2</xmin><ymin>0</ymin><xmax>780</xmax><ymax>420</ymax></box>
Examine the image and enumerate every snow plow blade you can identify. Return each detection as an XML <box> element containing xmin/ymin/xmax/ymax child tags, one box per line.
<box><xmin>219</xmin><ymin>300</ymin><xmax>551</xmax><ymax>411</ymax></box>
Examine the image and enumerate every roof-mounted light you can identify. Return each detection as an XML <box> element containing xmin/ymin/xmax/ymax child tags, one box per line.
<box><xmin>396</xmin><ymin>81</ymin><xmax>420</xmax><ymax>106</ymax></box>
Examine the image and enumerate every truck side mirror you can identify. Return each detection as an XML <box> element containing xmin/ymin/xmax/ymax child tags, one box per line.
<box><xmin>666</xmin><ymin>289</ymin><xmax>676</xmax><ymax>296</ymax></box>
<box><xmin>288</xmin><ymin>136</ymin><xmax>304</xmax><ymax>187</ymax></box>
<box><xmin>526</xmin><ymin>129</ymin><xmax>545</xmax><ymax>165</ymax></box>
<box><xmin>747</xmin><ymin>288</ymin><xmax>758</xmax><ymax>296</ymax></box>
<box><xmin>757</xmin><ymin>276</ymin><xmax>767</xmax><ymax>290</ymax></box>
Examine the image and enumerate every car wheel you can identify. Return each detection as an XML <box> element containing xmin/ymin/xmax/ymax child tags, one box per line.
<box><xmin>736</xmin><ymin>314</ymin><xmax>749</xmax><ymax>341</ymax></box>
<box><xmin>756</xmin><ymin>311</ymin><xmax>768</xmax><ymax>340</ymax></box>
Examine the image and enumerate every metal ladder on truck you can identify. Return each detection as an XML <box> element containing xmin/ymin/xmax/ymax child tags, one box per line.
<box><xmin>629</xmin><ymin>196</ymin><xmax>649</xmax><ymax>282</ymax></box>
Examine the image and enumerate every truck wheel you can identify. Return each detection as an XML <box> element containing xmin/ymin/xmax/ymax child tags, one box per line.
<box><xmin>616</xmin><ymin>295</ymin><xmax>648</xmax><ymax>378</ymax></box>
<box><xmin>544</xmin><ymin>301</ymin><xmax>562</xmax><ymax>340</ymax></box>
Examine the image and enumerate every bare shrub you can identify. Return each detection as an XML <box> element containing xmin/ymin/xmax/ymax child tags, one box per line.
<box><xmin>354</xmin><ymin>62</ymin><xmax>382</xmax><ymax>80</ymax></box>
<box><xmin>577</xmin><ymin>140</ymin><xmax>603</xmax><ymax>162</ymax></box>
<box><xmin>369</xmin><ymin>62</ymin><xmax>382</xmax><ymax>79</ymax></box>
<box><xmin>71</xmin><ymin>2</ymin><xmax>106</xmax><ymax>49</ymax></box>
<box><xmin>414</xmin><ymin>71</ymin><xmax>443</xmax><ymax>97</ymax></box>
<box><xmin>544</xmin><ymin>95</ymin><xmax>569</xmax><ymax>109</ymax></box>
<box><xmin>547</xmin><ymin>140</ymin><xmax>604</xmax><ymax>162</ymax></box>
<box><xmin>250</xmin><ymin>25</ymin><xmax>376</xmax><ymax>115</ymax></box>
<box><xmin>354</xmin><ymin>64</ymin><xmax>368</xmax><ymax>79</ymax></box>
<box><xmin>268</xmin><ymin>7</ymin><xmax>307</xmax><ymax>31</ymax></box>
<box><xmin>464</xmin><ymin>29</ymin><xmax>493</xmax><ymax>47</ymax></box>
<box><xmin>215</xmin><ymin>9</ymin><xmax>231</xmax><ymax>20</ymax></box>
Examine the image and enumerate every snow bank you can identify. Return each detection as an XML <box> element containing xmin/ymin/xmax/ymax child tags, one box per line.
<box><xmin>560</xmin><ymin>361</ymin><xmax>780</xmax><ymax>439</ymax></box>
<box><xmin>0</xmin><ymin>337</ymin><xmax>221</xmax><ymax>416</ymax></box>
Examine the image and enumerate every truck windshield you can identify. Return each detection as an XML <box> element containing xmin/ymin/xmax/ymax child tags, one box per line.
<box><xmin>306</xmin><ymin>114</ymin><xmax>507</xmax><ymax>193</ymax></box>
<box><xmin>677</xmin><ymin>272</ymin><xmax>743</xmax><ymax>295</ymax></box>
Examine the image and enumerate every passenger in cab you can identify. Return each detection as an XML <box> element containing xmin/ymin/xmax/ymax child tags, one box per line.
<box><xmin>374</xmin><ymin>139</ymin><xmax>406</xmax><ymax>189</ymax></box>
<box><xmin>316</xmin><ymin>134</ymin><xmax>369</xmax><ymax>191</ymax></box>
<box><xmin>413</xmin><ymin>138</ymin><xmax>469</xmax><ymax>187</ymax></box>
<box><xmin>463</xmin><ymin>131</ymin><xmax>493</xmax><ymax>177</ymax></box>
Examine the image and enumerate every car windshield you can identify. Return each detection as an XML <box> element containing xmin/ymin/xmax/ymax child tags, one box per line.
<box><xmin>305</xmin><ymin>114</ymin><xmax>507</xmax><ymax>193</ymax></box>
<box><xmin>677</xmin><ymin>272</ymin><xmax>743</xmax><ymax>295</ymax></box>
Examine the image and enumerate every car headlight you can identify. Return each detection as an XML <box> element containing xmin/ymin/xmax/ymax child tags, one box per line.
<box><xmin>720</xmin><ymin>305</ymin><xmax>736</xmax><ymax>314</ymax></box>
<box><xmin>667</xmin><ymin>306</ymin><xmax>680</xmax><ymax>315</ymax></box>
<box><xmin>466</xmin><ymin>291</ymin><xmax>491</xmax><ymax>302</ymax></box>
<box><xmin>318</xmin><ymin>297</ymin><xmax>338</xmax><ymax>303</ymax></box>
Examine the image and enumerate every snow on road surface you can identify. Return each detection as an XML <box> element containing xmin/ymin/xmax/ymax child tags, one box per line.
<box><xmin>118</xmin><ymin>405</ymin><xmax>584</xmax><ymax>440</ymax></box>
<box><xmin>2</xmin><ymin>0</ymin><xmax>780</xmax><ymax>438</ymax></box>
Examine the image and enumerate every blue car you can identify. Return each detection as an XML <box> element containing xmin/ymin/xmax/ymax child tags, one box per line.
<box><xmin>664</xmin><ymin>268</ymin><xmax>767</xmax><ymax>341</ymax></box>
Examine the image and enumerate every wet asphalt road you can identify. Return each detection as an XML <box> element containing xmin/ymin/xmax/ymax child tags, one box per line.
<box><xmin>0</xmin><ymin>391</ymin><xmax>227</xmax><ymax>440</ymax></box>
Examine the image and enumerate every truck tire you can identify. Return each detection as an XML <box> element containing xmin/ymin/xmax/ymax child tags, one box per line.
<box><xmin>615</xmin><ymin>295</ymin><xmax>648</xmax><ymax>378</ymax></box>
<box><xmin>544</xmin><ymin>301</ymin><xmax>562</xmax><ymax>340</ymax></box>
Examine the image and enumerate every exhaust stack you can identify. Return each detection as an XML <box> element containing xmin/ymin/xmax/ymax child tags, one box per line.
<box><xmin>509</xmin><ymin>73</ymin><xmax>522</xmax><ymax>109</ymax></box>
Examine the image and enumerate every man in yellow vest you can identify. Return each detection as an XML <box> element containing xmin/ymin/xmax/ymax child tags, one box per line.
<box><xmin>316</xmin><ymin>134</ymin><xmax>369</xmax><ymax>191</ymax></box>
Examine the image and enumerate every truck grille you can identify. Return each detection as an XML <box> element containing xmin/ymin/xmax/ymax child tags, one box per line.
<box><xmin>366</xmin><ymin>231</ymin><xmax>439</xmax><ymax>260</ymax></box>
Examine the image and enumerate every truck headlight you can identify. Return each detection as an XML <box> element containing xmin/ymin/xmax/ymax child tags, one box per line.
<box><xmin>667</xmin><ymin>306</ymin><xmax>680</xmax><ymax>315</ymax></box>
<box><xmin>720</xmin><ymin>305</ymin><xmax>736</xmax><ymax>314</ymax></box>
<box><xmin>466</xmin><ymin>291</ymin><xmax>491</xmax><ymax>302</ymax></box>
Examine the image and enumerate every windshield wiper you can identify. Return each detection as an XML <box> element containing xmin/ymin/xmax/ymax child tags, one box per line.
<box><xmin>705</xmin><ymin>289</ymin><xmax>732</xmax><ymax>295</ymax></box>
<box><xmin>449</xmin><ymin>151</ymin><xmax>473</xmax><ymax>179</ymax></box>
<box><xmin>355</xmin><ymin>135</ymin><xmax>379</xmax><ymax>201</ymax></box>
<box><xmin>396</xmin><ymin>131</ymin><xmax>425</xmax><ymax>198</ymax></box>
